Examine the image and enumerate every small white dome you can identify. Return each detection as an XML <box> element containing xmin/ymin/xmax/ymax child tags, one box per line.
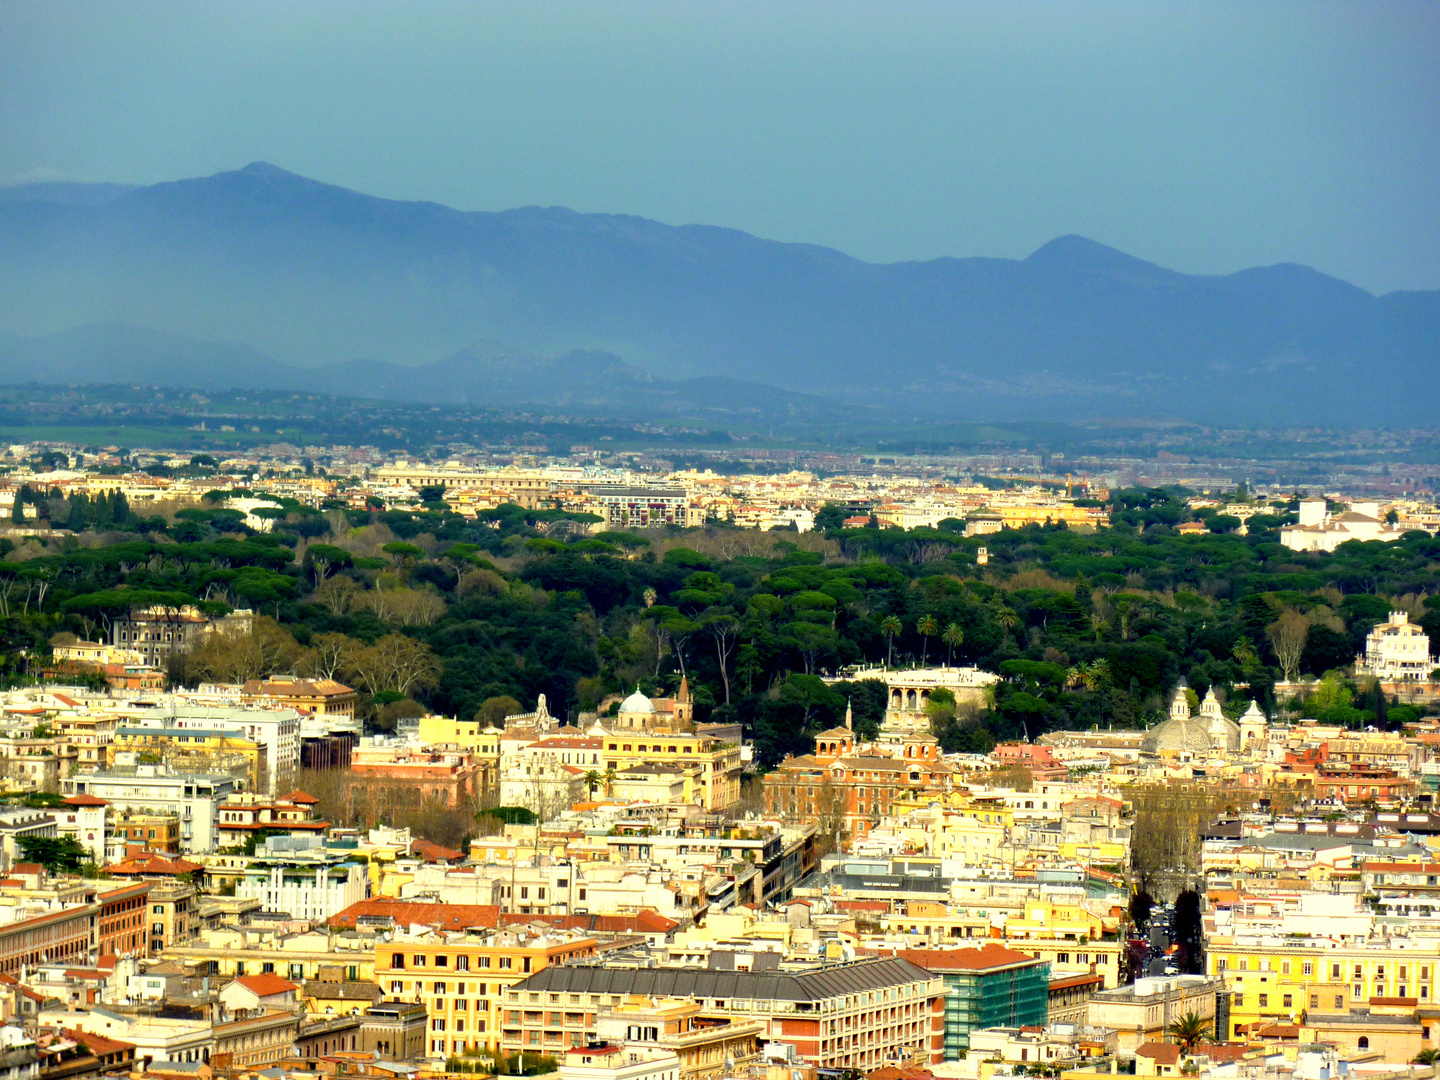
<box><xmin>620</xmin><ymin>689</ymin><xmax>655</xmax><ymax>714</ymax></box>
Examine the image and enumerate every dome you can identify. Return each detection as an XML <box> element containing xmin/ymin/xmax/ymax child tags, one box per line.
<box><xmin>1140</xmin><ymin>715</ymin><xmax>1216</xmax><ymax>756</ymax></box>
<box><xmin>620</xmin><ymin>688</ymin><xmax>655</xmax><ymax>714</ymax></box>
<box><xmin>1141</xmin><ymin>684</ymin><xmax>1241</xmax><ymax>756</ymax></box>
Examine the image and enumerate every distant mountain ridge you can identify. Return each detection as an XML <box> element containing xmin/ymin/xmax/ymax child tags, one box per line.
<box><xmin>0</xmin><ymin>162</ymin><xmax>1434</xmax><ymax>424</ymax></box>
<box><xmin>0</xmin><ymin>323</ymin><xmax>830</xmax><ymax>419</ymax></box>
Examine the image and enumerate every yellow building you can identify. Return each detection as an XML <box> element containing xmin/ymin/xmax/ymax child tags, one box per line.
<box><xmin>418</xmin><ymin>716</ymin><xmax>502</xmax><ymax>755</ymax></box>
<box><xmin>1004</xmin><ymin>899</ymin><xmax>1107</xmax><ymax>943</ymax></box>
<box><xmin>1208</xmin><ymin>941</ymin><xmax>1440</xmax><ymax>1038</ymax></box>
<box><xmin>374</xmin><ymin>927</ymin><xmax>600</xmax><ymax>1059</ymax></box>
<box><xmin>599</xmin><ymin>730</ymin><xmax>741</xmax><ymax>811</ymax></box>
<box><xmin>54</xmin><ymin>714</ymin><xmax>117</xmax><ymax>769</ymax></box>
<box><xmin>112</xmin><ymin>726</ymin><xmax>263</xmax><ymax>791</ymax></box>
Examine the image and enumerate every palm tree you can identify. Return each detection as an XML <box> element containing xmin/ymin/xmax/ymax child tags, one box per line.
<box><xmin>642</xmin><ymin>587</ymin><xmax>657</xmax><ymax>608</ymax></box>
<box><xmin>942</xmin><ymin>622</ymin><xmax>964</xmax><ymax>666</ymax></box>
<box><xmin>1232</xmin><ymin>637</ymin><xmax>1257</xmax><ymax>666</ymax></box>
<box><xmin>917</xmin><ymin>615</ymin><xmax>938</xmax><ymax>665</ymax></box>
<box><xmin>880</xmin><ymin>615</ymin><xmax>901</xmax><ymax>667</ymax></box>
<box><xmin>1166</xmin><ymin>1012</ymin><xmax>1211</xmax><ymax>1053</ymax></box>
<box><xmin>994</xmin><ymin>605</ymin><xmax>1019</xmax><ymax>648</ymax></box>
<box><xmin>583</xmin><ymin>770</ymin><xmax>602</xmax><ymax>798</ymax></box>
<box><xmin>1413</xmin><ymin>1051</ymin><xmax>1439</xmax><ymax>1065</ymax></box>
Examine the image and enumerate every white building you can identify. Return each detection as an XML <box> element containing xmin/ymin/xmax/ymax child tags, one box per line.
<box><xmin>1356</xmin><ymin>612</ymin><xmax>1435</xmax><ymax>683</ymax></box>
<box><xmin>62</xmin><ymin>765</ymin><xmax>238</xmax><ymax>853</ymax></box>
<box><xmin>557</xmin><ymin>1044</ymin><xmax>680</xmax><ymax>1080</ymax></box>
<box><xmin>237</xmin><ymin>835</ymin><xmax>369</xmax><ymax>921</ymax></box>
<box><xmin>1280</xmin><ymin>497</ymin><xmax>1404</xmax><ymax>552</ymax></box>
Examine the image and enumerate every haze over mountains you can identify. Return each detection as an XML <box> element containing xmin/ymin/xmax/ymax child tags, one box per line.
<box><xmin>0</xmin><ymin>162</ymin><xmax>1434</xmax><ymax>425</ymax></box>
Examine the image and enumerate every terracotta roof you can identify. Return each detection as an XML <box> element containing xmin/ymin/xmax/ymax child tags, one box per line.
<box><xmin>243</xmin><ymin>678</ymin><xmax>355</xmax><ymax>698</ymax></box>
<box><xmin>62</xmin><ymin>1028</ymin><xmax>133</xmax><ymax>1055</ymax></box>
<box><xmin>232</xmin><ymin>973</ymin><xmax>299</xmax><ymax>997</ymax></box>
<box><xmin>328</xmin><ymin>899</ymin><xmax>501</xmax><ymax>930</ymax></box>
<box><xmin>102</xmin><ymin>852</ymin><xmax>202</xmax><ymax>876</ymax></box>
<box><xmin>282</xmin><ymin>790</ymin><xmax>321</xmax><ymax>805</ymax></box>
<box><xmin>1137</xmin><ymin>1043</ymin><xmax>1181</xmax><ymax>1066</ymax></box>
<box><xmin>63</xmin><ymin>794</ymin><xmax>109</xmax><ymax>807</ymax></box>
<box><xmin>1193</xmin><ymin>1043</ymin><xmax>1248</xmax><ymax>1064</ymax></box>
<box><xmin>11</xmin><ymin>863</ymin><xmax>44</xmax><ymax>875</ymax></box>
<box><xmin>1049</xmin><ymin>973</ymin><xmax>1105</xmax><ymax>991</ymax></box>
<box><xmin>408</xmin><ymin>838</ymin><xmax>465</xmax><ymax>863</ymax></box>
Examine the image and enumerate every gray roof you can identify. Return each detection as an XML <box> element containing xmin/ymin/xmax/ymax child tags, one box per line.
<box><xmin>511</xmin><ymin>956</ymin><xmax>936</xmax><ymax>1002</ymax></box>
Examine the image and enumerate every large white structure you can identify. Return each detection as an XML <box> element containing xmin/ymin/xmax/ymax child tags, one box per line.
<box><xmin>837</xmin><ymin>666</ymin><xmax>1000</xmax><ymax>739</ymax></box>
<box><xmin>1356</xmin><ymin>611</ymin><xmax>1436</xmax><ymax>682</ymax></box>
<box><xmin>237</xmin><ymin>835</ymin><xmax>369</xmax><ymax>921</ymax></box>
<box><xmin>62</xmin><ymin>764</ymin><xmax>238</xmax><ymax>853</ymax></box>
<box><xmin>1280</xmin><ymin>497</ymin><xmax>1404</xmax><ymax>552</ymax></box>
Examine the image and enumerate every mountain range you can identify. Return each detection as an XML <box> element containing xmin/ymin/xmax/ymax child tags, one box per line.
<box><xmin>0</xmin><ymin>162</ymin><xmax>1435</xmax><ymax>424</ymax></box>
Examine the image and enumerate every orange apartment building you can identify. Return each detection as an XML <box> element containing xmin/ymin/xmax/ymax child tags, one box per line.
<box><xmin>350</xmin><ymin>746</ymin><xmax>486</xmax><ymax>808</ymax></box>
<box><xmin>374</xmin><ymin>927</ymin><xmax>600</xmax><ymax>1060</ymax></box>
<box><xmin>95</xmin><ymin>882</ymin><xmax>151</xmax><ymax>958</ymax></box>
<box><xmin>762</xmin><ymin>726</ymin><xmax>954</xmax><ymax>838</ymax></box>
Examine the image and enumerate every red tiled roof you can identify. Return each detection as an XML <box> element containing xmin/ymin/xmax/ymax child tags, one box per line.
<box><xmin>1137</xmin><ymin>1043</ymin><xmax>1181</xmax><ymax>1065</ymax></box>
<box><xmin>1194</xmin><ymin>1043</ymin><xmax>1248</xmax><ymax>1064</ymax></box>
<box><xmin>63</xmin><ymin>794</ymin><xmax>109</xmax><ymax>807</ymax></box>
<box><xmin>282</xmin><ymin>790</ymin><xmax>320</xmax><ymax>805</ymax></box>
<box><xmin>102</xmin><ymin>852</ymin><xmax>202</xmax><ymax>876</ymax></box>
<box><xmin>408</xmin><ymin>838</ymin><xmax>465</xmax><ymax>863</ymax></box>
<box><xmin>11</xmin><ymin>863</ymin><xmax>44</xmax><ymax>875</ymax></box>
<box><xmin>232</xmin><ymin>973</ymin><xmax>299</xmax><ymax>997</ymax></box>
<box><xmin>1049</xmin><ymin>973</ymin><xmax>1105</xmax><ymax>991</ymax></box>
<box><xmin>62</xmin><ymin>1028</ymin><xmax>133</xmax><ymax>1055</ymax></box>
<box><xmin>328</xmin><ymin>899</ymin><xmax>501</xmax><ymax>930</ymax></box>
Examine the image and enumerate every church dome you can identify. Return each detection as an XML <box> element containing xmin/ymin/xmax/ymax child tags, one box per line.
<box><xmin>620</xmin><ymin>688</ymin><xmax>655</xmax><ymax>714</ymax></box>
<box><xmin>1139</xmin><ymin>714</ymin><xmax>1215</xmax><ymax>756</ymax></box>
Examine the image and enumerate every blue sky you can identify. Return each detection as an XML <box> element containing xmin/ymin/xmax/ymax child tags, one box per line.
<box><xmin>2</xmin><ymin>1</ymin><xmax>1437</xmax><ymax>293</ymax></box>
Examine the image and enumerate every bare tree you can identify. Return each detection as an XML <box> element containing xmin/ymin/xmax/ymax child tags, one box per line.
<box><xmin>704</xmin><ymin>611</ymin><xmax>739</xmax><ymax>703</ymax></box>
<box><xmin>1129</xmin><ymin>782</ymin><xmax>1223</xmax><ymax>898</ymax></box>
<box><xmin>1266</xmin><ymin>609</ymin><xmax>1309</xmax><ymax>683</ymax></box>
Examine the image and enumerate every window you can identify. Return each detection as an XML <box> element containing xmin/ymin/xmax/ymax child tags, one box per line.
<box><xmin>456</xmin><ymin>956</ymin><xmax>469</xmax><ymax>971</ymax></box>
<box><xmin>1310</xmin><ymin>995</ymin><xmax>1318</xmax><ymax>1008</ymax></box>
<box><xmin>1233</xmin><ymin>993</ymin><xmax>1244</xmax><ymax>1006</ymax></box>
<box><xmin>500</xmin><ymin>957</ymin><xmax>512</xmax><ymax>969</ymax></box>
<box><xmin>414</xmin><ymin>955</ymin><xmax>427</xmax><ymax>968</ymax></box>
<box><xmin>432</xmin><ymin>1019</ymin><xmax>446</xmax><ymax>1032</ymax></box>
<box><xmin>390</xmin><ymin>955</ymin><xmax>405</xmax><ymax>969</ymax></box>
<box><xmin>435</xmin><ymin>955</ymin><xmax>448</xmax><ymax>968</ymax></box>
<box><xmin>433</xmin><ymin>982</ymin><xmax>447</xmax><ymax>993</ymax></box>
<box><xmin>1283</xmin><ymin>995</ymin><xmax>1292</xmax><ymax>1008</ymax></box>
<box><xmin>1358</xmin><ymin>1038</ymin><xmax>1369</xmax><ymax>1050</ymax></box>
<box><xmin>1303</xmin><ymin>962</ymin><xmax>1313</xmax><ymax>976</ymax></box>
<box><xmin>1259</xmin><ymin>994</ymin><xmax>1268</xmax><ymax>1007</ymax></box>
<box><xmin>1335</xmin><ymin>995</ymin><xmax>1344</xmax><ymax>1009</ymax></box>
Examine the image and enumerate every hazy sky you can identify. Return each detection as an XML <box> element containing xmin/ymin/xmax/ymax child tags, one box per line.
<box><xmin>2</xmin><ymin>1</ymin><xmax>1437</xmax><ymax>293</ymax></box>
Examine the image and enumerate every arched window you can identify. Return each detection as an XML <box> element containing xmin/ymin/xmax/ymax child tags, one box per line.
<box><xmin>1358</xmin><ymin>1038</ymin><xmax>1369</xmax><ymax>1049</ymax></box>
